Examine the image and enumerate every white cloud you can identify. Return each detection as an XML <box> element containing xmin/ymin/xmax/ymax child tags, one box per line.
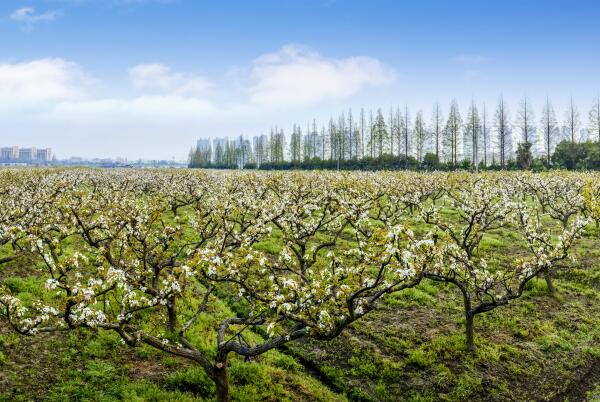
<box><xmin>10</xmin><ymin>7</ymin><xmax>61</xmax><ymax>30</ymax></box>
<box><xmin>49</xmin><ymin>95</ymin><xmax>215</xmax><ymax>120</ymax></box>
<box><xmin>128</xmin><ymin>63</ymin><xmax>211</xmax><ymax>95</ymax></box>
<box><xmin>247</xmin><ymin>44</ymin><xmax>395</xmax><ymax>108</ymax></box>
<box><xmin>0</xmin><ymin>58</ymin><xmax>89</xmax><ymax>102</ymax></box>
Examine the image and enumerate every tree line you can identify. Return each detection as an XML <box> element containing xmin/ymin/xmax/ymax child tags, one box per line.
<box><xmin>189</xmin><ymin>96</ymin><xmax>600</xmax><ymax>171</ymax></box>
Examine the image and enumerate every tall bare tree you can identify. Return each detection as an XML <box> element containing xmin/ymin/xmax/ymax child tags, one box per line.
<box><xmin>395</xmin><ymin>107</ymin><xmax>403</xmax><ymax>159</ymax></box>
<box><xmin>482</xmin><ymin>103</ymin><xmax>489</xmax><ymax>167</ymax></box>
<box><xmin>348</xmin><ymin>109</ymin><xmax>354</xmax><ymax>159</ymax></box>
<box><xmin>371</xmin><ymin>109</ymin><xmax>388</xmax><ymax>158</ymax></box>
<box><xmin>540</xmin><ymin>97</ymin><xmax>558</xmax><ymax>164</ymax></box>
<box><xmin>565</xmin><ymin>97</ymin><xmax>581</xmax><ymax>143</ymax></box>
<box><xmin>321</xmin><ymin>125</ymin><xmax>326</xmax><ymax>160</ymax></box>
<box><xmin>495</xmin><ymin>96</ymin><xmax>511</xmax><ymax>168</ymax></box>
<box><xmin>388</xmin><ymin>107</ymin><xmax>395</xmax><ymax>156</ymax></box>
<box><xmin>414</xmin><ymin>111</ymin><xmax>426</xmax><ymax>162</ymax></box>
<box><xmin>312</xmin><ymin>119</ymin><xmax>318</xmax><ymax>159</ymax></box>
<box><xmin>465</xmin><ymin>101</ymin><xmax>481</xmax><ymax>171</ymax></box>
<box><xmin>589</xmin><ymin>95</ymin><xmax>600</xmax><ymax>143</ymax></box>
<box><xmin>444</xmin><ymin>100</ymin><xmax>462</xmax><ymax>165</ymax></box>
<box><xmin>359</xmin><ymin>108</ymin><xmax>366</xmax><ymax>158</ymax></box>
<box><xmin>369</xmin><ymin>110</ymin><xmax>374</xmax><ymax>158</ymax></box>
<box><xmin>290</xmin><ymin>124</ymin><xmax>302</xmax><ymax>163</ymax></box>
<box><xmin>431</xmin><ymin>102</ymin><xmax>444</xmax><ymax>161</ymax></box>
<box><xmin>516</xmin><ymin>96</ymin><xmax>535</xmax><ymax>148</ymax></box>
<box><xmin>403</xmin><ymin>105</ymin><xmax>411</xmax><ymax>159</ymax></box>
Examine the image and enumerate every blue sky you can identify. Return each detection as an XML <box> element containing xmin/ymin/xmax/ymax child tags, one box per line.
<box><xmin>1</xmin><ymin>0</ymin><xmax>599</xmax><ymax>159</ymax></box>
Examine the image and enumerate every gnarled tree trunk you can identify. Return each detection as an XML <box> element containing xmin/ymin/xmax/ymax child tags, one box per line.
<box><xmin>213</xmin><ymin>356</ymin><xmax>230</xmax><ymax>402</ymax></box>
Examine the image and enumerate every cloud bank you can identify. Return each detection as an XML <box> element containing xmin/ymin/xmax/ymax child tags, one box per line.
<box><xmin>0</xmin><ymin>45</ymin><xmax>393</xmax><ymax>119</ymax></box>
<box><xmin>0</xmin><ymin>45</ymin><xmax>394</xmax><ymax>159</ymax></box>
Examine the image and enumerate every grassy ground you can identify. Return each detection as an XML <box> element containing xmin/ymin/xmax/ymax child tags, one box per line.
<box><xmin>285</xmin><ymin>225</ymin><xmax>600</xmax><ymax>401</ymax></box>
<box><xmin>2</xmin><ymin>210</ymin><xmax>600</xmax><ymax>401</ymax></box>
<box><xmin>0</xmin><ymin>250</ymin><xmax>346</xmax><ymax>402</ymax></box>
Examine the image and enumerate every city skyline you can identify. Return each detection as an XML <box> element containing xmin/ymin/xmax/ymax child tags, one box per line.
<box><xmin>1</xmin><ymin>0</ymin><xmax>600</xmax><ymax>159</ymax></box>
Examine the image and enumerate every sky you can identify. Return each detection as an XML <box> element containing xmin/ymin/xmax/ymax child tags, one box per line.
<box><xmin>1</xmin><ymin>0</ymin><xmax>599</xmax><ymax>160</ymax></box>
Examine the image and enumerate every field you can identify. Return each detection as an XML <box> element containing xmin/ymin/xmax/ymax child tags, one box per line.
<box><xmin>1</xmin><ymin>168</ymin><xmax>600</xmax><ymax>402</ymax></box>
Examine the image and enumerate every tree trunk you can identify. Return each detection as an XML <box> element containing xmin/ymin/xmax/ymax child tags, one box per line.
<box><xmin>214</xmin><ymin>361</ymin><xmax>230</xmax><ymax>402</ymax></box>
<box><xmin>465</xmin><ymin>312</ymin><xmax>475</xmax><ymax>352</ymax></box>
<box><xmin>544</xmin><ymin>270</ymin><xmax>556</xmax><ymax>296</ymax></box>
<box><xmin>167</xmin><ymin>297</ymin><xmax>177</xmax><ymax>332</ymax></box>
<box><xmin>462</xmin><ymin>293</ymin><xmax>475</xmax><ymax>352</ymax></box>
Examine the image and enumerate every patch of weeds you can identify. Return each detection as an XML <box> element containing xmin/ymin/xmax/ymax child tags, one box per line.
<box><xmin>348</xmin><ymin>348</ymin><xmax>382</xmax><ymax>379</ymax></box>
<box><xmin>446</xmin><ymin>371</ymin><xmax>482</xmax><ymax>401</ymax></box>
<box><xmin>85</xmin><ymin>360</ymin><xmax>118</xmax><ymax>384</ymax></box>
<box><xmin>120</xmin><ymin>381</ymin><xmax>202</xmax><ymax>402</ymax></box>
<box><xmin>162</xmin><ymin>356</ymin><xmax>181</xmax><ymax>368</ymax></box>
<box><xmin>537</xmin><ymin>333</ymin><xmax>573</xmax><ymax>353</ymax></box>
<box><xmin>164</xmin><ymin>366</ymin><xmax>215</xmax><ymax>397</ymax></box>
<box><xmin>428</xmin><ymin>334</ymin><xmax>465</xmax><ymax>360</ymax></box>
<box><xmin>270</xmin><ymin>353</ymin><xmax>303</xmax><ymax>373</ymax></box>
<box><xmin>380</xmin><ymin>359</ymin><xmax>403</xmax><ymax>381</ymax></box>
<box><xmin>430</xmin><ymin>363</ymin><xmax>454</xmax><ymax>388</ymax></box>
<box><xmin>405</xmin><ymin>348</ymin><xmax>435</xmax><ymax>369</ymax></box>
<box><xmin>321</xmin><ymin>364</ymin><xmax>346</xmax><ymax>389</ymax></box>
<box><xmin>229</xmin><ymin>361</ymin><xmax>270</xmax><ymax>386</ymax></box>
<box><xmin>384</xmin><ymin>287</ymin><xmax>434</xmax><ymax>307</ymax></box>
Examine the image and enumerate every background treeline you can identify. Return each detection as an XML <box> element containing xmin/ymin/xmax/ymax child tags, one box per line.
<box><xmin>189</xmin><ymin>96</ymin><xmax>600</xmax><ymax>171</ymax></box>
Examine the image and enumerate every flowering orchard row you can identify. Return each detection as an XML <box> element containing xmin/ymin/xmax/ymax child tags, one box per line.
<box><xmin>0</xmin><ymin>169</ymin><xmax>598</xmax><ymax>401</ymax></box>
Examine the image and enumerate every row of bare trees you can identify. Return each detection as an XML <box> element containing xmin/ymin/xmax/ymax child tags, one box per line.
<box><xmin>190</xmin><ymin>96</ymin><xmax>600</xmax><ymax>169</ymax></box>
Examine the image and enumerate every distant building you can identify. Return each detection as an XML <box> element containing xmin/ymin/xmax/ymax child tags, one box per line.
<box><xmin>0</xmin><ymin>146</ymin><xmax>54</xmax><ymax>163</ymax></box>
<box><xmin>1</xmin><ymin>146</ymin><xmax>18</xmax><ymax>161</ymax></box>
<box><xmin>18</xmin><ymin>147</ymin><xmax>37</xmax><ymax>162</ymax></box>
<box><xmin>37</xmin><ymin>148</ymin><xmax>53</xmax><ymax>162</ymax></box>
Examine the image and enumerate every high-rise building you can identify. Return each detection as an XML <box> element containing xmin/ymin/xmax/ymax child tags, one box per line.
<box><xmin>0</xmin><ymin>146</ymin><xmax>18</xmax><ymax>161</ymax></box>
<box><xmin>1</xmin><ymin>146</ymin><xmax>54</xmax><ymax>163</ymax></box>
<box><xmin>19</xmin><ymin>147</ymin><xmax>37</xmax><ymax>162</ymax></box>
<box><xmin>37</xmin><ymin>148</ymin><xmax>53</xmax><ymax>162</ymax></box>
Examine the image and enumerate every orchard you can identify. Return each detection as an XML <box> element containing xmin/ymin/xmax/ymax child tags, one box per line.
<box><xmin>0</xmin><ymin>168</ymin><xmax>598</xmax><ymax>401</ymax></box>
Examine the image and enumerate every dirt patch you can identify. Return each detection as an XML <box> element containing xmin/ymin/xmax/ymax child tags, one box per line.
<box><xmin>551</xmin><ymin>358</ymin><xmax>600</xmax><ymax>402</ymax></box>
